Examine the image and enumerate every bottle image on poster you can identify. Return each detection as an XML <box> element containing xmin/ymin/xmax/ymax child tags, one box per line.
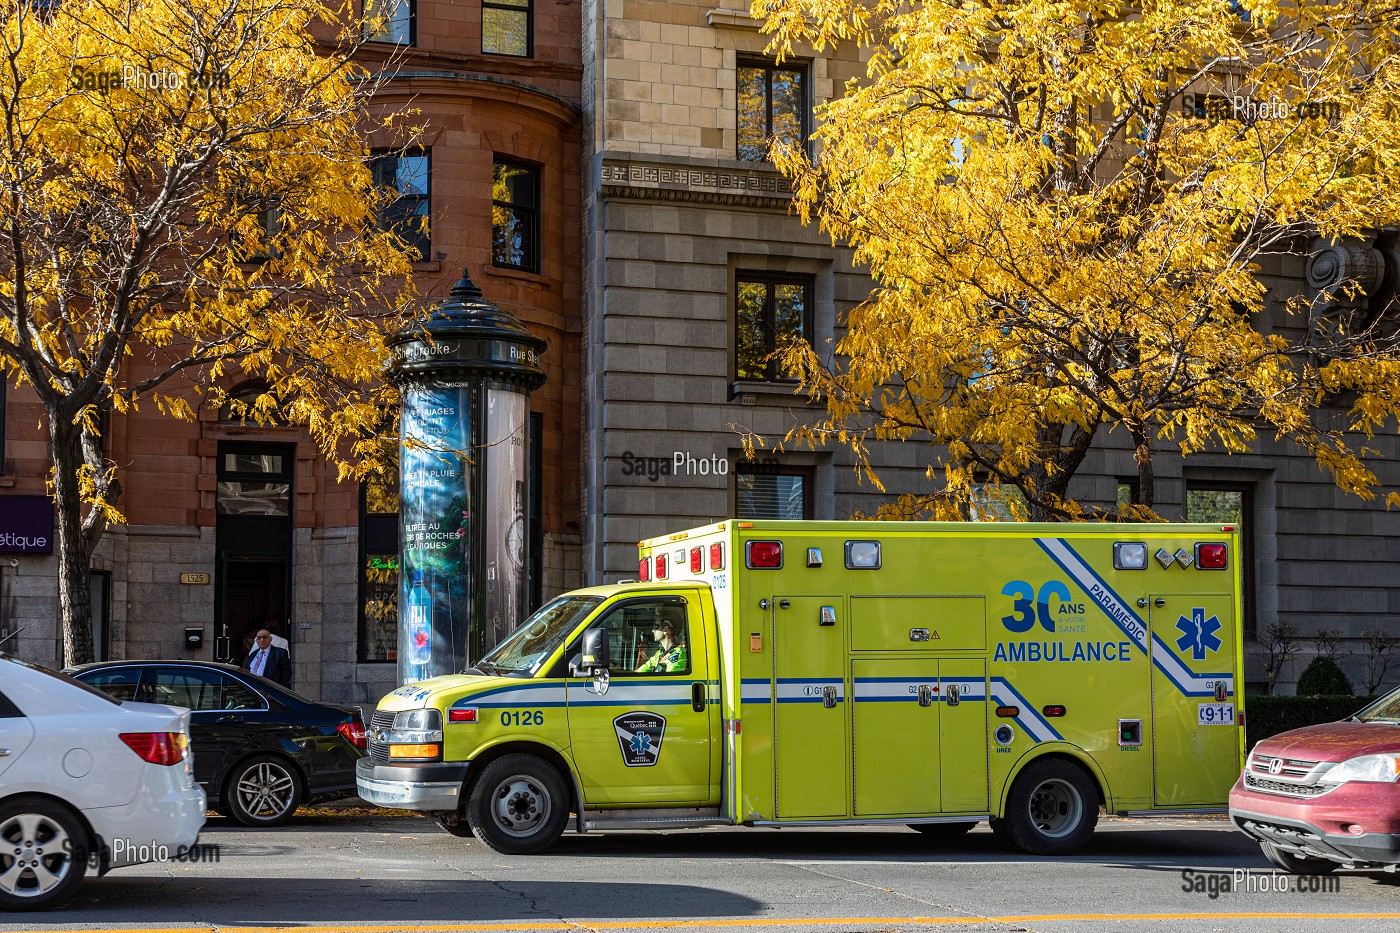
<box><xmin>399</xmin><ymin>386</ymin><xmax>473</xmax><ymax>684</ymax></box>
<box><xmin>405</xmin><ymin>570</ymin><xmax>432</xmax><ymax>683</ymax></box>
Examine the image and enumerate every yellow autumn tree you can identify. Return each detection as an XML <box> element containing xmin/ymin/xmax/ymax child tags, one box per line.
<box><xmin>0</xmin><ymin>0</ymin><xmax>418</xmax><ymax>664</ymax></box>
<box><xmin>753</xmin><ymin>0</ymin><xmax>1400</xmax><ymax>521</ymax></box>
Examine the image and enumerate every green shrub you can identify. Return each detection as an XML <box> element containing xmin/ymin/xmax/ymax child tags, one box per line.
<box><xmin>1245</xmin><ymin>695</ymin><xmax>1377</xmax><ymax>749</ymax></box>
<box><xmin>1295</xmin><ymin>656</ymin><xmax>1353</xmax><ymax>697</ymax></box>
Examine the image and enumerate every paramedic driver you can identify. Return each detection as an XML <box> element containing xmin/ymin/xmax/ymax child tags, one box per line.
<box><xmin>637</xmin><ymin>612</ymin><xmax>687</xmax><ymax>672</ymax></box>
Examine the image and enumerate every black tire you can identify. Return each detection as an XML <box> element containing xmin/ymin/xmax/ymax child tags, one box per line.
<box><xmin>434</xmin><ymin>814</ymin><xmax>475</xmax><ymax>838</ymax></box>
<box><xmin>1002</xmin><ymin>759</ymin><xmax>1099</xmax><ymax>855</ymax></box>
<box><xmin>909</xmin><ymin>821</ymin><xmax>977</xmax><ymax>840</ymax></box>
<box><xmin>0</xmin><ymin>798</ymin><xmax>89</xmax><ymax>911</ymax></box>
<box><xmin>988</xmin><ymin>816</ymin><xmax>1014</xmax><ymax>847</ymax></box>
<box><xmin>465</xmin><ymin>753</ymin><xmax>570</xmax><ymax>854</ymax></box>
<box><xmin>224</xmin><ymin>755</ymin><xmax>304</xmax><ymax>827</ymax></box>
<box><xmin>1260</xmin><ymin>840</ymin><xmax>1340</xmax><ymax>875</ymax></box>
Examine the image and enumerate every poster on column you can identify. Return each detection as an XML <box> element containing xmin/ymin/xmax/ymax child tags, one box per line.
<box><xmin>399</xmin><ymin>386</ymin><xmax>473</xmax><ymax>684</ymax></box>
<box><xmin>484</xmin><ymin>388</ymin><xmax>527</xmax><ymax>653</ymax></box>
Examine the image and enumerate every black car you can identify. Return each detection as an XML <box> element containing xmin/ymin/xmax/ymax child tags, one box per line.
<box><xmin>67</xmin><ymin>661</ymin><xmax>366</xmax><ymax>827</ymax></box>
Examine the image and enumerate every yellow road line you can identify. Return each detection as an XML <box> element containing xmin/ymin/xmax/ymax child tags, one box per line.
<box><xmin>28</xmin><ymin>913</ymin><xmax>1400</xmax><ymax>933</ymax></box>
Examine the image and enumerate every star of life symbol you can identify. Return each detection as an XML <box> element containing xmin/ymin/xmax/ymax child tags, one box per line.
<box><xmin>1175</xmin><ymin>608</ymin><xmax>1223</xmax><ymax>661</ymax></box>
<box><xmin>614</xmin><ymin>712</ymin><xmax>665</xmax><ymax>767</ymax></box>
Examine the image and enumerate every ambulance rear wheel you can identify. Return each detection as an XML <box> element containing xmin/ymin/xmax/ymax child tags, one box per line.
<box><xmin>1004</xmin><ymin>759</ymin><xmax>1098</xmax><ymax>855</ymax></box>
<box><xmin>466</xmin><ymin>754</ymin><xmax>569</xmax><ymax>854</ymax></box>
<box><xmin>909</xmin><ymin>822</ymin><xmax>977</xmax><ymax>840</ymax></box>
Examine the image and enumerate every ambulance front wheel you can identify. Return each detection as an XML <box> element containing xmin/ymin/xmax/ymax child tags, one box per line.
<box><xmin>465</xmin><ymin>753</ymin><xmax>570</xmax><ymax>854</ymax></box>
<box><xmin>1003</xmin><ymin>759</ymin><xmax>1098</xmax><ymax>855</ymax></box>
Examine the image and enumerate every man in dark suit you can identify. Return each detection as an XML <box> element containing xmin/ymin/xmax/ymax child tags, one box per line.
<box><xmin>245</xmin><ymin>629</ymin><xmax>292</xmax><ymax>687</ymax></box>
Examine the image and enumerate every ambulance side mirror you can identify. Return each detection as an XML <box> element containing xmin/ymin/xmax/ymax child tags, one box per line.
<box><xmin>580</xmin><ymin>628</ymin><xmax>610</xmax><ymax>674</ymax></box>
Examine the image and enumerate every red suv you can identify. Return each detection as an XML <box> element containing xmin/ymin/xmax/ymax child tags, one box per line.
<box><xmin>1230</xmin><ymin>690</ymin><xmax>1400</xmax><ymax>874</ymax></box>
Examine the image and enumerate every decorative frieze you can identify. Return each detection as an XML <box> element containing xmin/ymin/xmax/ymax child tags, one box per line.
<box><xmin>599</xmin><ymin>159</ymin><xmax>793</xmax><ymax>207</ymax></box>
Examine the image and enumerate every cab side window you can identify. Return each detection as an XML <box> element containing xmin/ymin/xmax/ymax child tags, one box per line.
<box><xmin>81</xmin><ymin>668</ymin><xmax>143</xmax><ymax>703</ymax></box>
<box><xmin>582</xmin><ymin>600</ymin><xmax>690</xmax><ymax>677</ymax></box>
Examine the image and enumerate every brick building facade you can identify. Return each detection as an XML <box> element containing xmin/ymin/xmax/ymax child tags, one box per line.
<box><xmin>0</xmin><ymin>0</ymin><xmax>584</xmax><ymax>704</ymax></box>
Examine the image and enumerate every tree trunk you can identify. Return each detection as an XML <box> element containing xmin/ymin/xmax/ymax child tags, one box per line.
<box><xmin>50</xmin><ymin>419</ymin><xmax>94</xmax><ymax>667</ymax></box>
<box><xmin>1131</xmin><ymin>424</ymin><xmax>1155</xmax><ymax>513</ymax></box>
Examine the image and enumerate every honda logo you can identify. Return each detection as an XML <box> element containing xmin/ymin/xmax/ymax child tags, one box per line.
<box><xmin>1267</xmin><ymin>757</ymin><xmax>1283</xmax><ymax>775</ymax></box>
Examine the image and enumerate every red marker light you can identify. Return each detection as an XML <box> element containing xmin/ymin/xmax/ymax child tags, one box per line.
<box><xmin>690</xmin><ymin>546</ymin><xmax>703</xmax><ymax>574</ymax></box>
<box><xmin>638</xmin><ymin>557</ymin><xmax>650</xmax><ymax>582</ymax></box>
<box><xmin>1042</xmin><ymin>705</ymin><xmax>1067</xmax><ymax>718</ymax></box>
<box><xmin>709</xmin><ymin>542</ymin><xmax>724</xmax><ymax>571</ymax></box>
<box><xmin>1196</xmin><ymin>542</ymin><xmax>1228</xmax><ymax>570</ymax></box>
<box><xmin>746</xmin><ymin>541</ymin><xmax>783</xmax><ymax>569</ymax></box>
<box><xmin>448</xmin><ymin>708</ymin><xmax>478</xmax><ymax>723</ymax></box>
<box><xmin>655</xmin><ymin>554</ymin><xmax>668</xmax><ymax>579</ymax></box>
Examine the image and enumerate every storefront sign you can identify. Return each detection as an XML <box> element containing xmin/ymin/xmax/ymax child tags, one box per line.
<box><xmin>0</xmin><ymin>496</ymin><xmax>54</xmax><ymax>554</ymax></box>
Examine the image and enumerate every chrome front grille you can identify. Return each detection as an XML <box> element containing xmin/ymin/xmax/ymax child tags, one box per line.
<box><xmin>369</xmin><ymin>710</ymin><xmax>396</xmax><ymax>762</ymax></box>
<box><xmin>1250</xmin><ymin>752</ymin><xmax>1322</xmax><ymax>780</ymax></box>
<box><xmin>1244</xmin><ymin>770</ymin><xmax>1333</xmax><ymax>797</ymax></box>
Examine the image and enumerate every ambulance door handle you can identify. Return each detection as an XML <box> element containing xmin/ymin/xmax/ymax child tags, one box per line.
<box><xmin>779</xmin><ymin>600</ymin><xmax>791</xmax><ymax>610</ymax></box>
<box><xmin>917</xmin><ymin>685</ymin><xmax>936</xmax><ymax>708</ymax></box>
<box><xmin>1154</xmin><ymin>598</ymin><xmax>1166</xmax><ymax>608</ymax></box>
<box><xmin>691</xmin><ymin>681</ymin><xmax>706</xmax><ymax>712</ymax></box>
<box><xmin>822</xmin><ymin>685</ymin><xmax>838</xmax><ymax>709</ymax></box>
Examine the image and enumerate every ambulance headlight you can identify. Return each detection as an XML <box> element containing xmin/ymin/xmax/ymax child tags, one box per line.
<box><xmin>1319</xmin><ymin>754</ymin><xmax>1400</xmax><ymax>785</ymax></box>
<box><xmin>388</xmin><ymin>709</ymin><xmax>443</xmax><ymax>743</ymax></box>
<box><xmin>1113</xmin><ymin>542</ymin><xmax>1148</xmax><ymax>570</ymax></box>
<box><xmin>845</xmin><ymin>540</ymin><xmax>881</xmax><ymax>569</ymax></box>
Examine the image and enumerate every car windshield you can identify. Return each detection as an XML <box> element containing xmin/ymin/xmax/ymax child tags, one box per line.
<box><xmin>474</xmin><ymin>595</ymin><xmax>603</xmax><ymax>677</ymax></box>
<box><xmin>1355</xmin><ymin>688</ymin><xmax>1400</xmax><ymax>723</ymax></box>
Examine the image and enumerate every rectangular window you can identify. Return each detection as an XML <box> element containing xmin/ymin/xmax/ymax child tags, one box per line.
<box><xmin>359</xmin><ymin>478</ymin><xmax>401</xmax><ymax>663</ymax></box>
<box><xmin>492</xmin><ymin>158</ymin><xmax>539</xmax><ymax>273</ymax></box>
<box><xmin>372</xmin><ymin>149</ymin><xmax>431</xmax><ymax>262</ymax></box>
<box><xmin>737</xmin><ymin>60</ymin><xmax>807</xmax><ymax>161</ymax></box>
<box><xmin>0</xmin><ymin>377</ymin><xmax>6</xmax><ymax>475</ymax></box>
<box><xmin>968</xmin><ymin>480</ymin><xmax>1028</xmax><ymax>521</ymax></box>
<box><xmin>482</xmin><ymin>0</ymin><xmax>531</xmax><ymax>57</ymax></box>
<box><xmin>1186</xmin><ymin>481</ymin><xmax>1254</xmax><ymax>637</ymax></box>
<box><xmin>365</xmin><ymin>0</ymin><xmax>414</xmax><ymax>45</ymax></box>
<box><xmin>216</xmin><ymin>446</ymin><xmax>292</xmax><ymax>517</ymax></box>
<box><xmin>735</xmin><ymin>273</ymin><xmax>812</xmax><ymax>381</ymax></box>
<box><xmin>736</xmin><ymin>463</ymin><xmax>812</xmax><ymax>520</ymax></box>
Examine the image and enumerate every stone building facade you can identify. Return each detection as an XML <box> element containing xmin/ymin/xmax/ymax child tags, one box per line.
<box><xmin>0</xmin><ymin>0</ymin><xmax>585</xmax><ymax>704</ymax></box>
<box><xmin>578</xmin><ymin>0</ymin><xmax>1400</xmax><ymax>695</ymax></box>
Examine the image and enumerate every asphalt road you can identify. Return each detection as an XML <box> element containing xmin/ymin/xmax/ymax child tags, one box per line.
<box><xmin>13</xmin><ymin>811</ymin><xmax>1400</xmax><ymax>933</ymax></box>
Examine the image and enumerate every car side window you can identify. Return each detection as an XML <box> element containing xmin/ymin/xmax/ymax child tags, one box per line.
<box><xmin>81</xmin><ymin>668</ymin><xmax>144</xmax><ymax>703</ymax></box>
<box><xmin>583</xmin><ymin>600</ymin><xmax>691</xmax><ymax>677</ymax></box>
<box><xmin>0</xmin><ymin>689</ymin><xmax>22</xmax><ymax>718</ymax></box>
<box><xmin>220</xmin><ymin>676</ymin><xmax>265</xmax><ymax>711</ymax></box>
<box><xmin>149</xmin><ymin>667</ymin><xmax>224</xmax><ymax>711</ymax></box>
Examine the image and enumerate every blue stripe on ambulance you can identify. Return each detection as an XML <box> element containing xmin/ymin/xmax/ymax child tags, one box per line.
<box><xmin>990</xmin><ymin>677</ymin><xmax>1063</xmax><ymax>743</ymax></box>
<box><xmin>1035</xmin><ymin>537</ymin><xmax>1234</xmax><ymax>699</ymax></box>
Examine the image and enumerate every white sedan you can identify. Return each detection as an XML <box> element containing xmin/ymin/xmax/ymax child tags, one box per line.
<box><xmin>0</xmin><ymin>652</ymin><xmax>206</xmax><ymax>910</ymax></box>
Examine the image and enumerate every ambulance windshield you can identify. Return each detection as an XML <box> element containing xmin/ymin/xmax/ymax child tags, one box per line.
<box><xmin>475</xmin><ymin>594</ymin><xmax>604</xmax><ymax>677</ymax></box>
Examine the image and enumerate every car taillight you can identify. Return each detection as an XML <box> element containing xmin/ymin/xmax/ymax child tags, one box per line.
<box><xmin>120</xmin><ymin>732</ymin><xmax>189</xmax><ymax>766</ymax></box>
<box><xmin>337</xmin><ymin>720</ymin><xmax>368</xmax><ymax>750</ymax></box>
<box><xmin>638</xmin><ymin>557</ymin><xmax>650</xmax><ymax>582</ymax></box>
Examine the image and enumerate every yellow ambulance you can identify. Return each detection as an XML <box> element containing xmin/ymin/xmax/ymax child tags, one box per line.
<box><xmin>357</xmin><ymin>520</ymin><xmax>1245</xmax><ymax>855</ymax></box>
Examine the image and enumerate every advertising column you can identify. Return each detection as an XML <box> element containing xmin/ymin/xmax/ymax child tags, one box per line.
<box><xmin>387</xmin><ymin>271</ymin><xmax>546</xmax><ymax>685</ymax></box>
